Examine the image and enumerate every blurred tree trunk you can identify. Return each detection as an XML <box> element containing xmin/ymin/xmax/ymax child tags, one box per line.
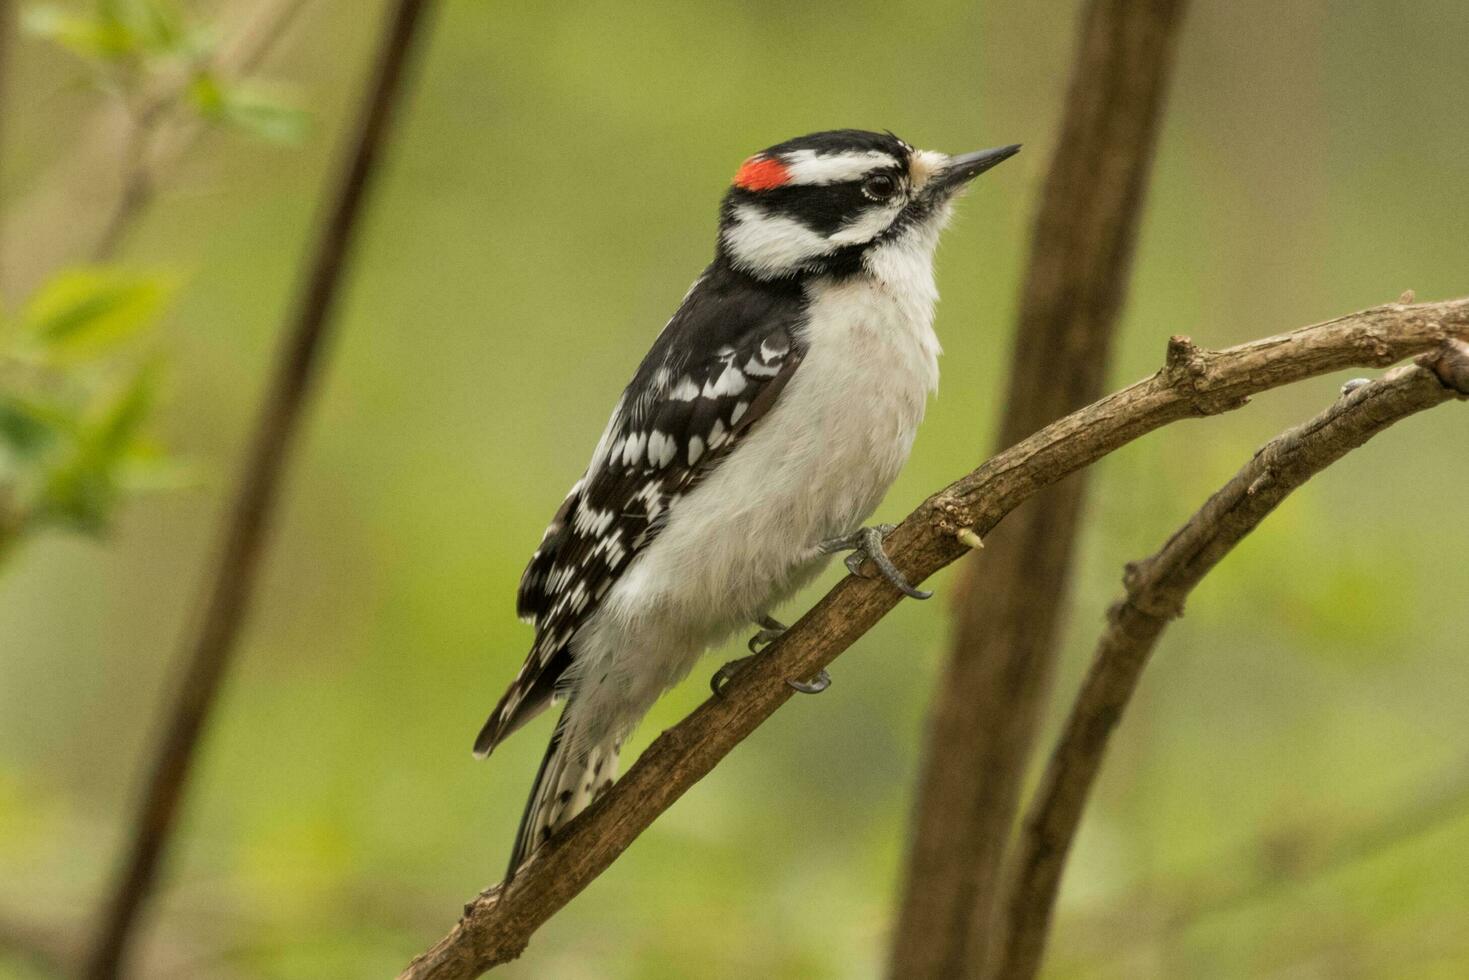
<box><xmin>888</xmin><ymin>2</ymin><xmax>1188</xmax><ymax>977</ymax></box>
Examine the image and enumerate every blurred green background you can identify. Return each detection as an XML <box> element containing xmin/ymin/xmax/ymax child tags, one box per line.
<box><xmin>3</xmin><ymin>1</ymin><xmax>1468</xmax><ymax>977</ymax></box>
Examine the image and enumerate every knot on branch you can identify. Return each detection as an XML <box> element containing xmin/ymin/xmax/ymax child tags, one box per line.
<box><xmin>1118</xmin><ymin>560</ymin><xmax>1186</xmax><ymax>621</ymax></box>
<box><xmin>928</xmin><ymin>492</ymin><xmax>980</xmax><ymax>541</ymax></box>
<box><xmin>461</xmin><ymin>885</ymin><xmax>502</xmax><ymax>922</ymax></box>
<box><xmin>1164</xmin><ymin>334</ymin><xmax>1202</xmax><ymax>372</ymax></box>
<box><xmin>1417</xmin><ymin>339</ymin><xmax>1469</xmax><ymax>396</ymax></box>
<box><xmin>1350</xmin><ymin>327</ymin><xmax>1399</xmax><ymax>367</ymax></box>
<box><xmin>1164</xmin><ymin>335</ymin><xmax>1250</xmax><ymax>415</ymax></box>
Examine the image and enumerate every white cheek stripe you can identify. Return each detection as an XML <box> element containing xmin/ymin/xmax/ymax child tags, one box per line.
<box><xmin>829</xmin><ymin>200</ymin><xmax>903</xmax><ymax>245</ymax></box>
<box><xmin>782</xmin><ymin>149</ymin><xmax>895</xmax><ymax>185</ymax></box>
<box><xmin>721</xmin><ymin>203</ymin><xmax>830</xmax><ymax>275</ymax></box>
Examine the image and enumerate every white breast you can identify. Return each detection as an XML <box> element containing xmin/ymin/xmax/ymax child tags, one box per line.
<box><xmin>561</xmin><ymin>237</ymin><xmax>944</xmax><ymax>750</ymax></box>
<box><xmin>580</xmin><ymin>234</ymin><xmax>938</xmax><ymax>676</ymax></box>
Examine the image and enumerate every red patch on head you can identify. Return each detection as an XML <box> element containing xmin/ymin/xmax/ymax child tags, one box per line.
<box><xmin>733</xmin><ymin>155</ymin><xmax>790</xmax><ymax>191</ymax></box>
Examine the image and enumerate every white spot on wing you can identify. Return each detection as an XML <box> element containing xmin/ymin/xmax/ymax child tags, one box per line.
<box><xmin>648</xmin><ymin>430</ymin><xmax>675</xmax><ymax>468</ymax></box>
<box><xmin>706</xmin><ymin>364</ymin><xmax>747</xmax><ymax>397</ymax></box>
<box><xmin>744</xmin><ymin>355</ymin><xmax>779</xmax><ymax>377</ymax></box>
<box><xmin>621</xmin><ymin>430</ymin><xmax>647</xmax><ymax>468</ymax></box>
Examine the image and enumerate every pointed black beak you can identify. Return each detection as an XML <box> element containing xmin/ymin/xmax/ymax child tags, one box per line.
<box><xmin>933</xmin><ymin>144</ymin><xmax>1021</xmax><ymax>193</ymax></box>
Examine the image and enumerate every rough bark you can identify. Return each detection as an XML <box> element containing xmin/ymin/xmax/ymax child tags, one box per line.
<box><xmin>82</xmin><ymin>2</ymin><xmax>437</xmax><ymax>976</ymax></box>
<box><xmin>398</xmin><ymin>299</ymin><xmax>1469</xmax><ymax>980</ymax></box>
<box><xmin>891</xmin><ymin>2</ymin><xmax>1188</xmax><ymax>972</ymax></box>
<box><xmin>989</xmin><ymin>340</ymin><xmax>1469</xmax><ymax>980</ymax></box>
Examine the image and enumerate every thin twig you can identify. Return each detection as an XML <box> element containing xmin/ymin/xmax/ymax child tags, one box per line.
<box><xmin>893</xmin><ymin>2</ymin><xmax>1188</xmax><ymax>974</ymax></box>
<box><xmin>989</xmin><ymin>340</ymin><xmax>1469</xmax><ymax>980</ymax></box>
<box><xmin>399</xmin><ymin>302</ymin><xmax>1469</xmax><ymax>980</ymax></box>
<box><xmin>82</xmin><ymin>2</ymin><xmax>437</xmax><ymax>976</ymax></box>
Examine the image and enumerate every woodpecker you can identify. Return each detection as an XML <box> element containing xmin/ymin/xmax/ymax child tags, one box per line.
<box><xmin>476</xmin><ymin>129</ymin><xmax>1019</xmax><ymax>876</ymax></box>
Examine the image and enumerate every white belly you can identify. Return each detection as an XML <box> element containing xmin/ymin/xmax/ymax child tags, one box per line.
<box><xmin>565</xmin><ymin>244</ymin><xmax>942</xmax><ymax>746</ymax></box>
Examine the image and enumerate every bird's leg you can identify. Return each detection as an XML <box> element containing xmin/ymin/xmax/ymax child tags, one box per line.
<box><xmin>819</xmin><ymin>523</ymin><xmax>932</xmax><ymax>599</ymax></box>
<box><xmin>747</xmin><ymin>614</ymin><xmax>787</xmax><ymax>653</ymax></box>
<box><xmin>710</xmin><ymin>614</ymin><xmax>830</xmax><ymax>696</ymax></box>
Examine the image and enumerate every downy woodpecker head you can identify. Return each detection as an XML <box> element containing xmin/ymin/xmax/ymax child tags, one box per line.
<box><xmin>718</xmin><ymin>129</ymin><xmax>1019</xmax><ymax>280</ymax></box>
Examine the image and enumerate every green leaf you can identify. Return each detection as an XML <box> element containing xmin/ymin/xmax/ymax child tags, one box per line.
<box><xmin>20</xmin><ymin>267</ymin><xmax>172</xmax><ymax>358</ymax></box>
<box><xmin>201</xmin><ymin>80</ymin><xmax>312</xmax><ymax>144</ymax></box>
<box><xmin>88</xmin><ymin>359</ymin><xmax>160</xmax><ymax>463</ymax></box>
<box><xmin>36</xmin><ymin>362</ymin><xmax>162</xmax><ymax>532</ymax></box>
<box><xmin>0</xmin><ymin>397</ymin><xmax>61</xmax><ymax>460</ymax></box>
<box><xmin>122</xmin><ymin>0</ymin><xmax>187</xmax><ymax>55</ymax></box>
<box><xmin>188</xmin><ymin>69</ymin><xmax>225</xmax><ymax>115</ymax></box>
<box><xmin>23</xmin><ymin>5</ymin><xmax>138</xmax><ymax>60</ymax></box>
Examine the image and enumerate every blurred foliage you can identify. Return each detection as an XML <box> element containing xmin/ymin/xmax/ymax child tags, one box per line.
<box><xmin>0</xmin><ymin>267</ymin><xmax>180</xmax><ymax>564</ymax></box>
<box><xmin>1</xmin><ymin>1</ymin><xmax>1467</xmax><ymax>979</ymax></box>
<box><xmin>24</xmin><ymin>0</ymin><xmax>309</xmax><ymax>144</ymax></box>
<box><xmin>24</xmin><ymin>0</ymin><xmax>204</xmax><ymax>65</ymax></box>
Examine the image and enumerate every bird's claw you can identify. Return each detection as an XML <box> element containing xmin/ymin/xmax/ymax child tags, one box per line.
<box><xmin>821</xmin><ymin>524</ymin><xmax>932</xmax><ymax>599</ymax></box>
<box><xmin>747</xmin><ymin>614</ymin><xmax>787</xmax><ymax>654</ymax></box>
<box><xmin>786</xmin><ymin>669</ymin><xmax>831</xmax><ymax>695</ymax></box>
<box><xmin>712</xmin><ymin>614</ymin><xmax>830</xmax><ymax>696</ymax></box>
<box><xmin>710</xmin><ymin>655</ymin><xmax>753</xmax><ymax>697</ymax></box>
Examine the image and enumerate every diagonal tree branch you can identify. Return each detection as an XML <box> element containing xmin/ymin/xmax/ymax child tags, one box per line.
<box><xmin>988</xmin><ymin>339</ymin><xmax>1469</xmax><ymax>980</ymax></box>
<box><xmin>892</xmin><ymin>1</ymin><xmax>1187</xmax><ymax>972</ymax></box>
<box><xmin>82</xmin><ymin>2</ymin><xmax>437</xmax><ymax>976</ymax></box>
<box><xmin>400</xmin><ymin>299</ymin><xmax>1469</xmax><ymax>979</ymax></box>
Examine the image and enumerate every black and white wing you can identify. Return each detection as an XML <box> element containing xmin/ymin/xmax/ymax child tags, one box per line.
<box><xmin>474</xmin><ymin>270</ymin><xmax>806</xmax><ymax>756</ymax></box>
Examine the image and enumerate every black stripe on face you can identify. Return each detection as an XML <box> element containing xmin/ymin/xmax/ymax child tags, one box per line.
<box><xmin>731</xmin><ymin>179</ymin><xmax>883</xmax><ymax>236</ymax></box>
<box><xmin>717</xmin><ymin>131</ymin><xmax>923</xmax><ymax>278</ymax></box>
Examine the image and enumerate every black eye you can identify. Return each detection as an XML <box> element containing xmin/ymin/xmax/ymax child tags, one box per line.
<box><xmin>862</xmin><ymin>173</ymin><xmax>898</xmax><ymax>201</ymax></box>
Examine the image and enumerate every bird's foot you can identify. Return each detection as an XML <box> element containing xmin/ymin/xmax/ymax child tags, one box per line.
<box><xmin>710</xmin><ymin>655</ymin><xmax>754</xmax><ymax>696</ymax></box>
<box><xmin>786</xmin><ymin>668</ymin><xmax>831</xmax><ymax>694</ymax></box>
<box><xmin>747</xmin><ymin>614</ymin><xmax>787</xmax><ymax>654</ymax></box>
<box><xmin>710</xmin><ymin>615</ymin><xmax>830</xmax><ymax>696</ymax></box>
<box><xmin>819</xmin><ymin>524</ymin><xmax>932</xmax><ymax>599</ymax></box>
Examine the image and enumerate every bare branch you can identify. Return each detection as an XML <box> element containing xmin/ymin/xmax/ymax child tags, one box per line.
<box><xmin>399</xmin><ymin>301</ymin><xmax>1469</xmax><ymax>980</ymax></box>
<box><xmin>82</xmin><ymin>2</ymin><xmax>437</xmax><ymax>976</ymax></box>
<box><xmin>989</xmin><ymin>340</ymin><xmax>1469</xmax><ymax>980</ymax></box>
<box><xmin>893</xmin><ymin>1</ymin><xmax>1188</xmax><ymax>974</ymax></box>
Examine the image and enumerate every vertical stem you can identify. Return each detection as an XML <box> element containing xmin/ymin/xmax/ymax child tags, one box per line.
<box><xmin>82</xmin><ymin>2</ymin><xmax>436</xmax><ymax>975</ymax></box>
<box><xmin>889</xmin><ymin>2</ymin><xmax>1188</xmax><ymax>978</ymax></box>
